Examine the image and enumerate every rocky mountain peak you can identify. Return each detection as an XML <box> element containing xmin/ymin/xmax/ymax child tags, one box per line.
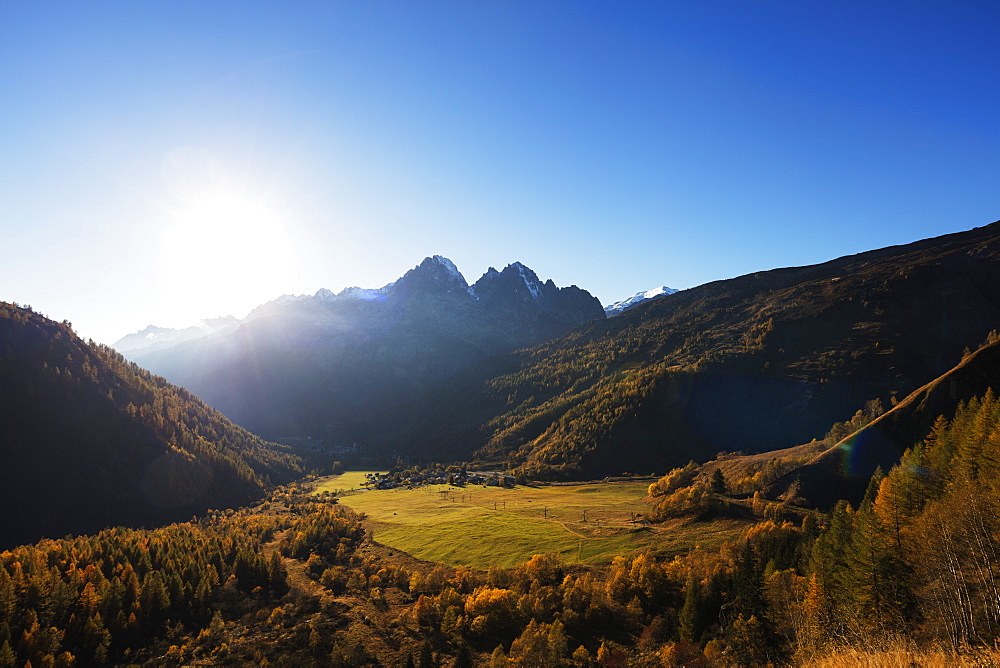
<box><xmin>115</xmin><ymin>253</ymin><xmax>607</xmax><ymax>443</ymax></box>
<box><xmin>392</xmin><ymin>255</ymin><xmax>470</xmax><ymax>299</ymax></box>
<box><xmin>503</xmin><ymin>262</ymin><xmax>544</xmax><ymax>300</ymax></box>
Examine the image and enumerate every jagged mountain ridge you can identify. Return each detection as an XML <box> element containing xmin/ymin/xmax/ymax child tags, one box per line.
<box><xmin>125</xmin><ymin>256</ymin><xmax>605</xmax><ymax>441</ymax></box>
<box><xmin>0</xmin><ymin>302</ymin><xmax>303</xmax><ymax>548</ymax></box>
<box><xmin>122</xmin><ymin>256</ymin><xmax>601</xmax><ymax>355</ymax></box>
<box><xmin>381</xmin><ymin>220</ymin><xmax>1000</xmax><ymax>478</ymax></box>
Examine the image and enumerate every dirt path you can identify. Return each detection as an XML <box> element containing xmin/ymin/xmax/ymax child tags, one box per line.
<box><xmin>262</xmin><ymin>529</ymin><xmax>328</xmax><ymax>600</ymax></box>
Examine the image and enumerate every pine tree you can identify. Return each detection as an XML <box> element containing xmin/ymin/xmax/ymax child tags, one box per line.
<box><xmin>418</xmin><ymin>639</ymin><xmax>435</xmax><ymax>668</ymax></box>
<box><xmin>727</xmin><ymin>614</ymin><xmax>769</xmax><ymax>666</ymax></box>
<box><xmin>710</xmin><ymin>468</ymin><xmax>728</xmax><ymax>495</ymax></box>
<box><xmin>548</xmin><ymin>619</ymin><xmax>569</xmax><ymax>663</ymax></box>
<box><xmin>813</xmin><ymin>468</ymin><xmax>917</xmax><ymax>637</ymax></box>
<box><xmin>488</xmin><ymin>645</ymin><xmax>508</xmax><ymax>667</ymax></box>
<box><xmin>680</xmin><ymin>573</ymin><xmax>721</xmax><ymax>644</ymax></box>
<box><xmin>798</xmin><ymin>573</ymin><xmax>828</xmax><ymax>656</ymax></box>
<box><xmin>730</xmin><ymin>540</ymin><xmax>765</xmax><ymax>620</ymax></box>
<box><xmin>810</xmin><ymin>499</ymin><xmax>855</xmax><ymax>632</ymax></box>
<box><xmin>844</xmin><ymin>469</ymin><xmax>897</xmax><ymax>626</ymax></box>
<box><xmin>452</xmin><ymin>641</ymin><xmax>474</xmax><ymax>668</ymax></box>
<box><xmin>922</xmin><ymin>414</ymin><xmax>954</xmax><ymax>487</ymax></box>
<box><xmin>0</xmin><ymin>640</ymin><xmax>15</xmax><ymax>668</ymax></box>
<box><xmin>678</xmin><ymin>577</ymin><xmax>704</xmax><ymax>643</ymax></box>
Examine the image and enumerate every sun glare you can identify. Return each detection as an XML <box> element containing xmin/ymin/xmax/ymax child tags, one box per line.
<box><xmin>159</xmin><ymin>188</ymin><xmax>294</xmax><ymax>319</ymax></box>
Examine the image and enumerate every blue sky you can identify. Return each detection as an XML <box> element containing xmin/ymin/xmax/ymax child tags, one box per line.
<box><xmin>1</xmin><ymin>1</ymin><xmax>997</xmax><ymax>343</ymax></box>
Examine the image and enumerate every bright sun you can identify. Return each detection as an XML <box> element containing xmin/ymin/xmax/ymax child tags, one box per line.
<box><xmin>159</xmin><ymin>188</ymin><xmax>294</xmax><ymax>319</ymax></box>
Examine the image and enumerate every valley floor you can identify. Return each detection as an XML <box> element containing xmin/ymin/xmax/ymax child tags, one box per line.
<box><xmin>320</xmin><ymin>472</ymin><xmax>752</xmax><ymax>568</ymax></box>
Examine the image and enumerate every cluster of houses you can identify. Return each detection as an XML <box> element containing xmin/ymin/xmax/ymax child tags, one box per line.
<box><xmin>363</xmin><ymin>469</ymin><xmax>516</xmax><ymax>490</ymax></box>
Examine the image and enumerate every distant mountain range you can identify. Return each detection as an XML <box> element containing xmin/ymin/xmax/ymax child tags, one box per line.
<box><xmin>116</xmin><ymin>273</ymin><xmax>677</xmax><ymax>356</ymax></box>
<box><xmin>106</xmin><ymin>220</ymin><xmax>1000</xmax><ymax>494</ymax></box>
<box><xmin>113</xmin><ymin>316</ymin><xmax>239</xmax><ymax>355</ymax></box>
<box><xmin>603</xmin><ymin>286</ymin><xmax>678</xmax><ymax>316</ymax></box>
<box><xmin>118</xmin><ymin>256</ymin><xmax>605</xmax><ymax>442</ymax></box>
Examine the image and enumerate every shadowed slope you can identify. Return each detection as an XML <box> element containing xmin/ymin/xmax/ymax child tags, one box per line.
<box><xmin>767</xmin><ymin>335</ymin><xmax>1000</xmax><ymax>508</ymax></box>
<box><xmin>0</xmin><ymin>302</ymin><xmax>303</xmax><ymax>547</ymax></box>
<box><xmin>128</xmin><ymin>257</ymin><xmax>604</xmax><ymax>442</ymax></box>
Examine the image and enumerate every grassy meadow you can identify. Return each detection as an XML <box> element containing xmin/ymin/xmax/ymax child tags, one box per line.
<box><xmin>315</xmin><ymin>472</ymin><xmax>748</xmax><ymax>568</ymax></box>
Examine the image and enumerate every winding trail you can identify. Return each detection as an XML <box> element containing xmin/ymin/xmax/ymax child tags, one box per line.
<box><xmin>262</xmin><ymin>529</ymin><xmax>327</xmax><ymax>600</ymax></box>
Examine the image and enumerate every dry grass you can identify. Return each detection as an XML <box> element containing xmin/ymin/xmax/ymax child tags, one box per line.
<box><xmin>801</xmin><ymin>642</ymin><xmax>1000</xmax><ymax>667</ymax></box>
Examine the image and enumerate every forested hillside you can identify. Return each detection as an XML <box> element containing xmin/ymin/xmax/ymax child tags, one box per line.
<box><xmin>0</xmin><ymin>302</ymin><xmax>303</xmax><ymax>547</ymax></box>
<box><xmin>6</xmin><ymin>384</ymin><xmax>1000</xmax><ymax>666</ymax></box>
<box><xmin>628</xmin><ymin>386</ymin><xmax>1000</xmax><ymax>663</ymax></box>
<box><xmin>807</xmin><ymin>387</ymin><xmax>1000</xmax><ymax>650</ymax></box>
<box><xmin>391</xmin><ymin>221</ymin><xmax>1000</xmax><ymax>479</ymax></box>
<box><xmin>0</xmin><ymin>493</ymin><xmax>356</xmax><ymax>666</ymax></box>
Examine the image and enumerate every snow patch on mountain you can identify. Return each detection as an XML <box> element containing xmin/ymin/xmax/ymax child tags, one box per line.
<box><xmin>511</xmin><ymin>262</ymin><xmax>542</xmax><ymax>299</ymax></box>
<box><xmin>112</xmin><ymin>317</ymin><xmax>238</xmax><ymax>354</ymax></box>
<box><xmin>273</xmin><ymin>294</ymin><xmax>311</xmax><ymax>305</ymax></box>
<box><xmin>431</xmin><ymin>255</ymin><xmax>465</xmax><ymax>285</ymax></box>
<box><xmin>604</xmin><ymin>286</ymin><xmax>679</xmax><ymax>316</ymax></box>
<box><xmin>329</xmin><ymin>285</ymin><xmax>392</xmax><ymax>302</ymax></box>
<box><xmin>116</xmin><ymin>255</ymin><xmax>605</xmax><ymax>360</ymax></box>
<box><xmin>265</xmin><ymin>282</ymin><xmax>395</xmax><ymax>309</ymax></box>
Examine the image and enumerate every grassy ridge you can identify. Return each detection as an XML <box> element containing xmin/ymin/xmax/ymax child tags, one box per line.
<box><xmin>319</xmin><ymin>473</ymin><xmax>748</xmax><ymax>568</ymax></box>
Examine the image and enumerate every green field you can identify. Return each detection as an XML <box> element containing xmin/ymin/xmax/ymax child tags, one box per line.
<box><xmin>314</xmin><ymin>470</ymin><xmax>375</xmax><ymax>492</ymax></box>
<box><xmin>315</xmin><ymin>473</ymin><xmax>748</xmax><ymax>569</ymax></box>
